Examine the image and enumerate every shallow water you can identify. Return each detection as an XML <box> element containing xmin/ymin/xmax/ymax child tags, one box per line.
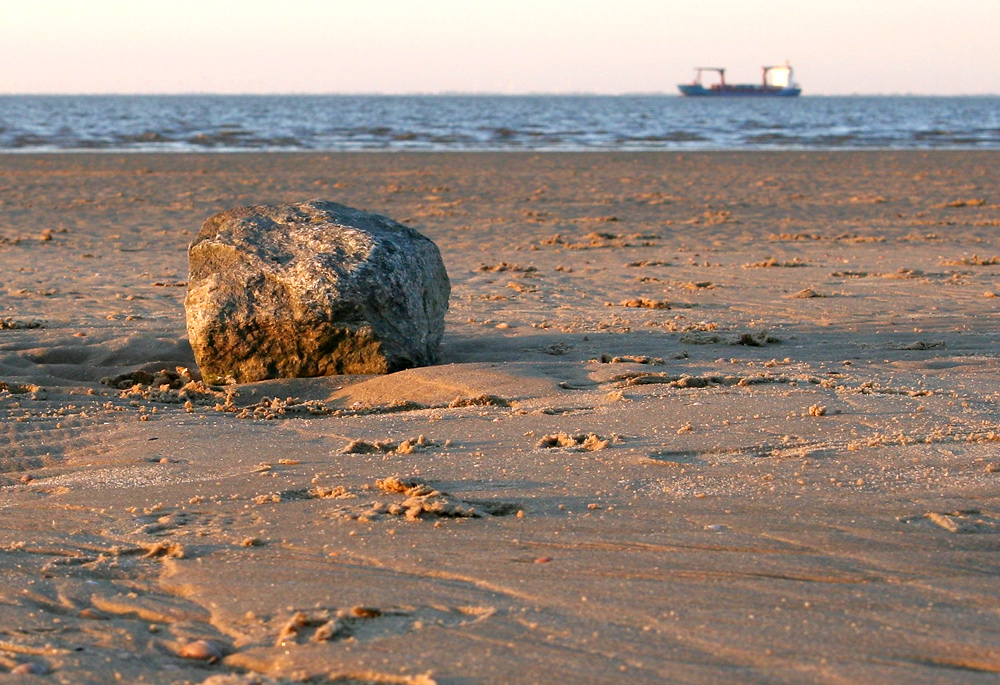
<box><xmin>0</xmin><ymin>95</ymin><xmax>998</xmax><ymax>152</ymax></box>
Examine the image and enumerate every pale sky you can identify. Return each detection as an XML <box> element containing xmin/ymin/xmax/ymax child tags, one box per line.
<box><xmin>0</xmin><ymin>0</ymin><xmax>996</xmax><ymax>95</ymax></box>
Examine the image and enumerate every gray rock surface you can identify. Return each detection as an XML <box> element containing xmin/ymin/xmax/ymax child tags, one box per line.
<box><xmin>185</xmin><ymin>200</ymin><xmax>450</xmax><ymax>383</ymax></box>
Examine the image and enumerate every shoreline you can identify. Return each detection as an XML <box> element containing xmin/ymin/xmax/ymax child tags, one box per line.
<box><xmin>3</xmin><ymin>147</ymin><xmax>1000</xmax><ymax>154</ymax></box>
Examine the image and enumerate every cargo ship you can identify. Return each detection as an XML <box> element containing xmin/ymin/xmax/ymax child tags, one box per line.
<box><xmin>679</xmin><ymin>63</ymin><xmax>801</xmax><ymax>97</ymax></box>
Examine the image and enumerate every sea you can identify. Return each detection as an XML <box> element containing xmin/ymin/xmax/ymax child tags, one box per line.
<box><xmin>0</xmin><ymin>95</ymin><xmax>998</xmax><ymax>152</ymax></box>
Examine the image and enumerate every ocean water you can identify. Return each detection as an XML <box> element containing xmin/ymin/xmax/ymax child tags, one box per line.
<box><xmin>0</xmin><ymin>95</ymin><xmax>998</xmax><ymax>152</ymax></box>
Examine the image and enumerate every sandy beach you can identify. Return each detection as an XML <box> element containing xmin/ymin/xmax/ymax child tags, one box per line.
<box><xmin>2</xmin><ymin>150</ymin><xmax>1000</xmax><ymax>683</ymax></box>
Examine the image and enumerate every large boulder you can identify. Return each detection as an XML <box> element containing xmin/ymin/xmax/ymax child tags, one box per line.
<box><xmin>185</xmin><ymin>200</ymin><xmax>450</xmax><ymax>384</ymax></box>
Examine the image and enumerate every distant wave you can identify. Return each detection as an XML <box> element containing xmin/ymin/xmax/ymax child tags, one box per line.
<box><xmin>1</xmin><ymin>95</ymin><xmax>999</xmax><ymax>152</ymax></box>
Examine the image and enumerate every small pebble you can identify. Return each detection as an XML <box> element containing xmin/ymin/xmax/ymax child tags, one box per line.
<box><xmin>178</xmin><ymin>639</ymin><xmax>224</xmax><ymax>662</ymax></box>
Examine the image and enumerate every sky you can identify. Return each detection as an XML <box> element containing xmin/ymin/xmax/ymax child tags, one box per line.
<box><xmin>0</xmin><ymin>0</ymin><xmax>997</xmax><ymax>96</ymax></box>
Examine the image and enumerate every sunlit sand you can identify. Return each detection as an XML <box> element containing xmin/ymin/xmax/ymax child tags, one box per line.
<box><xmin>1</xmin><ymin>151</ymin><xmax>999</xmax><ymax>682</ymax></box>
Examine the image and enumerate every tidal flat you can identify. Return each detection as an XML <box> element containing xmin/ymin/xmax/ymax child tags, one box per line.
<box><xmin>1</xmin><ymin>151</ymin><xmax>1000</xmax><ymax>683</ymax></box>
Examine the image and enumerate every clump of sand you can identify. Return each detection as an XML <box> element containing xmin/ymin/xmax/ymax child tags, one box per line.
<box><xmin>342</xmin><ymin>435</ymin><xmax>439</xmax><ymax>455</ymax></box>
<box><xmin>536</xmin><ymin>432</ymin><xmax>616</xmax><ymax>451</ymax></box>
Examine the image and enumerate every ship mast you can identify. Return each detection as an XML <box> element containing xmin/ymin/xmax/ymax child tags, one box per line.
<box><xmin>693</xmin><ymin>67</ymin><xmax>726</xmax><ymax>87</ymax></box>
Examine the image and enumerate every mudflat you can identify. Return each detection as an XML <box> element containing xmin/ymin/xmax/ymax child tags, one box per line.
<box><xmin>1</xmin><ymin>151</ymin><xmax>1000</xmax><ymax>684</ymax></box>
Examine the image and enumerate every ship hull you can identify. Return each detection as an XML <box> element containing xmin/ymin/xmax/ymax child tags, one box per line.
<box><xmin>679</xmin><ymin>84</ymin><xmax>801</xmax><ymax>97</ymax></box>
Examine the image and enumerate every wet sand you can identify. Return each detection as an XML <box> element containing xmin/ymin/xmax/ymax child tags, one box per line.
<box><xmin>1</xmin><ymin>151</ymin><xmax>1000</xmax><ymax>683</ymax></box>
